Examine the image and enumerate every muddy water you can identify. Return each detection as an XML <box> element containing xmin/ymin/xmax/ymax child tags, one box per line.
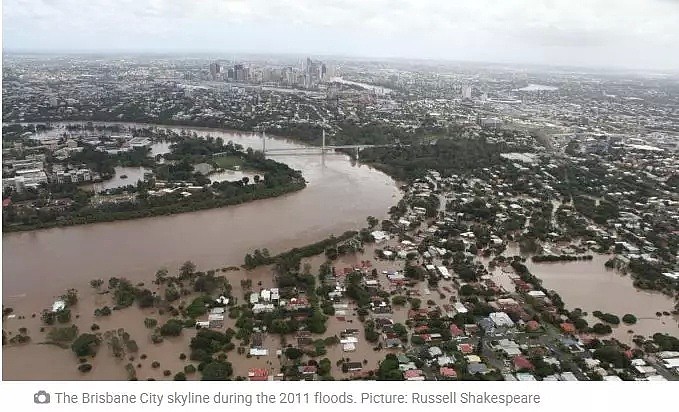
<box><xmin>3</xmin><ymin>124</ymin><xmax>400</xmax><ymax>304</ymax></box>
<box><xmin>524</xmin><ymin>254</ymin><xmax>679</xmax><ymax>340</ymax></box>
<box><xmin>83</xmin><ymin>166</ymin><xmax>151</xmax><ymax>193</ymax></box>
<box><xmin>2</xmin><ymin>123</ymin><xmax>401</xmax><ymax>380</ymax></box>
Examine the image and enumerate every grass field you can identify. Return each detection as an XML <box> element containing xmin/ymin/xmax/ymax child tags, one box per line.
<box><xmin>212</xmin><ymin>155</ymin><xmax>244</xmax><ymax>170</ymax></box>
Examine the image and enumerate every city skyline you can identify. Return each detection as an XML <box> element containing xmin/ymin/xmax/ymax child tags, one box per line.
<box><xmin>3</xmin><ymin>0</ymin><xmax>679</xmax><ymax>71</ymax></box>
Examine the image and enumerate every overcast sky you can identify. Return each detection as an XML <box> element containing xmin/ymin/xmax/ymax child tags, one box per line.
<box><xmin>3</xmin><ymin>0</ymin><xmax>679</xmax><ymax>70</ymax></box>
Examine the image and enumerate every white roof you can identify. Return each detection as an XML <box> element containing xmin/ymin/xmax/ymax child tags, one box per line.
<box><xmin>646</xmin><ymin>375</ymin><xmax>668</xmax><ymax>381</ymax></box>
<box><xmin>489</xmin><ymin>311</ymin><xmax>515</xmax><ymax>327</ymax></box>
<box><xmin>342</xmin><ymin>343</ymin><xmax>356</xmax><ymax>352</ymax></box>
<box><xmin>51</xmin><ymin>300</ymin><xmax>66</xmax><ymax>312</ymax></box>
<box><xmin>527</xmin><ymin>290</ymin><xmax>546</xmax><ymax>298</ymax></box>
<box><xmin>454</xmin><ymin>302</ymin><xmax>468</xmax><ymax>314</ymax></box>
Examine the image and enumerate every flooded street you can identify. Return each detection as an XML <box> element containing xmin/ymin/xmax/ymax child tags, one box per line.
<box><xmin>524</xmin><ymin>254</ymin><xmax>679</xmax><ymax>340</ymax></box>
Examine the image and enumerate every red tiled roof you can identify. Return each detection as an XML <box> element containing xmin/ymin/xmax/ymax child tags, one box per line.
<box><xmin>458</xmin><ymin>343</ymin><xmax>474</xmax><ymax>354</ymax></box>
<box><xmin>248</xmin><ymin>368</ymin><xmax>269</xmax><ymax>381</ymax></box>
<box><xmin>449</xmin><ymin>324</ymin><xmax>463</xmax><ymax>336</ymax></box>
<box><xmin>403</xmin><ymin>369</ymin><xmax>423</xmax><ymax>379</ymax></box>
<box><xmin>440</xmin><ymin>367</ymin><xmax>457</xmax><ymax>378</ymax></box>
<box><xmin>560</xmin><ymin>323</ymin><xmax>576</xmax><ymax>334</ymax></box>
<box><xmin>513</xmin><ymin>356</ymin><xmax>534</xmax><ymax>371</ymax></box>
<box><xmin>300</xmin><ymin>365</ymin><xmax>317</xmax><ymax>374</ymax></box>
<box><xmin>2</xmin><ymin>198</ymin><xmax>11</xmax><ymax>207</ymax></box>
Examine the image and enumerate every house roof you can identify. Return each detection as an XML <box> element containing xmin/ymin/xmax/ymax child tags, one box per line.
<box><xmin>403</xmin><ymin>369</ymin><xmax>423</xmax><ymax>379</ymax></box>
<box><xmin>248</xmin><ymin>368</ymin><xmax>269</xmax><ymax>380</ymax></box>
<box><xmin>560</xmin><ymin>323</ymin><xmax>576</xmax><ymax>334</ymax></box>
<box><xmin>458</xmin><ymin>343</ymin><xmax>474</xmax><ymax>354</ymax></box>
<box><xmin>440</xmin><ymin>367</ymin><xmax>457</xmax><ymax>378</ymax></box>
<box><xmin>513</xmin><ymin>355</ymin><xmax>534</xmax><ymax>371</ymax></box>
<box><xmin>467</xmin><ymin>363</ymin><xmax>488</xmax><ymax>374</ymax></box>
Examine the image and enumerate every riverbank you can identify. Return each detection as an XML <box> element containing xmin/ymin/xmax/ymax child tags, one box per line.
<box><xmin>3</xmin><ymin>181</ymin><xmax>306</xmax><ymax>233</ymax></box>
<box><xmin>3</xmin><ymin>124</ymin><xmax>310</xmax><ymax>233</ymax></box>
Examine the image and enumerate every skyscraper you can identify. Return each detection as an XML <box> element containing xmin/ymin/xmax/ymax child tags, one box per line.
<box><xmin>462</xmin><ymin>85</ymin><xmax>472</xmax><ymax>100</ymax></box>
<box><xmin>209</xmin><ymin>62</ymin><xmax>220</xmax><ymax>81</ymax></box>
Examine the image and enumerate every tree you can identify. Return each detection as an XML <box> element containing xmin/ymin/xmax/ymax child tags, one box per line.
<box><xmin>367</xmin><ymin>216</ymin><xmax>379</xmax><ymax>228</ymax></box>
<box><xmin>392</xmin><ymin>295</ymin><xmax>407</xmax><ymax>305</ymax></box>
<box><xmin>165</xmin><ymin>287</ymin><xmax>180</xmax><ymax>302</ymax></box>
<box><xmin>174</xmin><ymin>372</ymin><xmax>187</xmax><ymax>381</ymax></box>
<box><xmin>622</xmin><ymin>314</ymin><xmax>637</xmax><ymax>325</ymax></box>
<box><xmin>56</xmin><ymin>309</ymin><xmax>72</xmax><ymax>323</ymax></box>
<box><xmin>285</xmin><ymin>347</ymin><xmax>303</xmax><ymax>360</ymax></box>
<box><xmin>377</xmin><ymin>354</ymin><xmax>403</xmax><ymax>380</ymax></box>
<box><xmin>71</xmin><ymin>333</ymin><xmax>101</xmax><ymax>357</ymax></box>
<box><xmin>90</xmin><ymin>279</ymin><xmax>104</xmax><ymax>290</ymax></box>
<box><xmin>410</xmin><ymin>298</ymin><xmax>422</xmax><ymax>310</ymax></box>
<box><xmin>180</xmin><ymin>261</ymin><xmax>196</xmax><ymax>279</ymax></box>
<box><xmin>61</xmin><ymin>289</ymin><xmax>78</xmax><ymax>306</ymax></box>
<box><xmin>137</xmin><ymin>289</ymin><xmax>156</xmax><ymax>308</ymax></box>
<box><xmin>392</xmin><ymin>323</ymin><xmax>408</xmax><ymax>340</ymax></box>
<box><xmin>590</xmin><ymin>323</ymin><xmax>612</xmax><ymax>335</ymax></box>
<box><xmin>459</xmin><ymin>284</ymin><xmax>476</xmax><ymax>296</ymax></box>
<box><xmin>160</xmin><ymin>319</ymin><xmax>184</xmax><ymax>337</ymax></box>
<box><xmin>318</xmin><ymin>358</ymin><xmax>332</xmax><ymax>376</ymax></box>
<box><xmin>306</xmin><ymin>309</ymin><xmax>327</xmax><ymax>334</ymax></box>
<box><xmin>201</xmin><ymin>361</ymin><xmax>233</xmax><ymax>380</ymax></box>
<box><xmin>41</xmin><ymin>310</ymin><xmax>56</xmax><ymax>325</ymax></box>
<box><xmin>155</xmin><ymin>268</ymin><xmax>169</xmax><ymax>283</ymax></box>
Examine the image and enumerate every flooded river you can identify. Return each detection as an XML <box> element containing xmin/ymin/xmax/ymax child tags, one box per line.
<box><xmin>2</xmin><ymin>123</ymin><xmax>401</xmax><ymax>380</ymax></box>
<box><xmin>3</xmin><ymin>123</ymin><xmax>401</xmax><ymax>305</ymax></box>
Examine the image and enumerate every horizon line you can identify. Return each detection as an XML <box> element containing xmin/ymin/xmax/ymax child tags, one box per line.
<box><xmin>4</xmin><ymin>49</ymin><xmax>679</xmax><ymax>75</ymax></box>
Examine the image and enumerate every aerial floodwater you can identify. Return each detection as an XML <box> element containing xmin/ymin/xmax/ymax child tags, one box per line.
<box><xmin>2</xmin><ymin>123</ymin><xmax>402</xmax><ymax>309</ymax></box>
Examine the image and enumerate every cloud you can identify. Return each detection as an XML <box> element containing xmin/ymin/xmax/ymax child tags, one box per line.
<box><xmin>3</xmin><ymin>0</ymin><xmax>679</xmax><ymax>69</ymax></box>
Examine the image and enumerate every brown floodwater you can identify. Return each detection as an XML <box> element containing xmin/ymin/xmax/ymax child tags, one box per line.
<box><xmin>3</xmin><ymin>124</ymin><xmax>400</xmax><ymax>304</ymax></box>
<box><xmin>524</xmin><ymin>254</ymin><xmax>679</xmax><ymax>341</ymax></box>
<box><xmin>2</xmin><ymin>123</ymin><xmax>400</xmax><ymax>380</ymax></box>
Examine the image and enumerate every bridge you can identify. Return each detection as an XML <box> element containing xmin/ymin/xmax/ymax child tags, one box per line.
<box><xmin>212</xmin><ymin>130</ymin><xmax>405</xmax><ymax>159</ymax></box>
<box><xmin>261</xmin><ymin>130</ymin><xmax>405</xmax><ymax>158</ymax></box>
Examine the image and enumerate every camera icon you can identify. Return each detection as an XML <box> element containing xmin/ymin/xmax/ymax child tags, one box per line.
<box><xmin>34</xmin><ymin>390</ymin><xmax>51</xmax><ymax>404</ymax></box>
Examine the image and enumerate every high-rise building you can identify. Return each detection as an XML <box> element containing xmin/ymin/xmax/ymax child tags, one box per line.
<box><xmin>233</xmin><ymin>64</ymin><xmax>244</xmax><ymax>82</ymax></box>
<box><xmin>462</xmin><ymin>85</ymin><xmax>472</xmax><ymax>100</ymax></box>
<box><xmin>209</xmin><ymin>62</ymin><xmax>221</xmax><ymax>81</ymax></box>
